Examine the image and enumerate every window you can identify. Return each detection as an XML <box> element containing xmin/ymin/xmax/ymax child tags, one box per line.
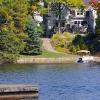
<box><xmin>74</xmin><ymin>21</ymin><xmax>82</xmax><ymax>25</ymax></box>
<box><xmin>77</xmin><ymin>12</ymin><xmax>80</xmax><ymax>15</ymax></box>
<box><xmin>74</xmin><ymin>21</ymin><xmax>77</xmax><ymax>24</ymax></box>
<box><xmin>55</xmin><ymin>20</ymin><xmax>65</xmax><ymax>27</ymax></box>
<box><xmin>81</xmin><ymin>21</ymin><xmax>87</xmax><ymax>25</ymax></box>
<box><xmin>77</xmin><ymin>11</ymin><xmax>83</xmax><ymax>15</ymax></box>
<box><xmin>78</xmin><ymin>21</ymin><xmax>80</xmax><ymax>24</ymax></box>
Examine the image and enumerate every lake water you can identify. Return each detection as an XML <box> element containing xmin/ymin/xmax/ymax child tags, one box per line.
<box><xmin>0</xmin><ymin>63</ymin><xmax>100</xmax><ymax>100</ymax></box>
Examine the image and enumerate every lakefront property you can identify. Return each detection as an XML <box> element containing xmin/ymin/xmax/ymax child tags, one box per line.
<box><xmin>0</xmin><ymin>0</ymin><xmax>100</xmax><ymax>100</ymax></box>
<box><xmin>43</xmin><ymin>2</ymin><xmax>97</xmax><ymax>37</ymax></box>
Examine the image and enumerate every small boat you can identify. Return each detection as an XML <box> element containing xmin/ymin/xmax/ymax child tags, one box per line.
<box><xmin>77</xmin><ymin>50</ymin><xmax>94</xmax><ymax>63</ymax></box>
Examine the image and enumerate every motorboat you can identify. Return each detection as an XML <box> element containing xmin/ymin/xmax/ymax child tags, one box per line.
<box><xmin>77</xmin><ymin>50</ymin><xmax>94</xmax><ymax>63</ymax></box>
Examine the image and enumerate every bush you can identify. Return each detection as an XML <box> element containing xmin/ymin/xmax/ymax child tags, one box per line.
<box><xmin>55</xmin><ymin>47</ymin><xmax>66</xmax><ymax>52</ymax></box>
<box><xmin>0</xmin><ymin>52</ymin><xmax>18</xmax><ymax>64</ymax></box>
<box><xmin>51</xmin><ymin>33</ymin><xmax>65</xmax><ymax>47</ymax></box>
<box><xmin>63</xmin><ymin>32</ymin><xmax>73</xmax><ymax>42</ymax></box>
<box><xmin>72</xmin><ymin>35</ymin><xmax>88</xmax><ymax>49</ymax></box>
<box><xmin>69</xmin><ymin>45</ymin><xmax>77</xmax><ymax>54</ymax></box>
<box><xmin>69</xmin><ymin>35</ymin><xmax>89</xmax><ymax>54</ymax></box>
<box><xmin>51</xmin><ymin>32</ymin><xmax>74</xmax><ymax>53</ymax></box>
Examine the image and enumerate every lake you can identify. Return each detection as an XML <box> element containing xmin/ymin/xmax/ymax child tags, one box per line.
<box><xmin>0</xmin><ymin>63</ymin><xmax>100</xmax><ymax>100</ymax></box>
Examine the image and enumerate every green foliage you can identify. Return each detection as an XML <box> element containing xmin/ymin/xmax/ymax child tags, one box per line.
<box><xmin>0</xmin><ymin>0</ymin><xmax>44</xmax><ymax>63</ymax></box>
<box><xmin>85</xmin><ymin>34</ymin><xmax>100</xmax><ymax>53</ymax></box>
<box><xmin>73</xmin><ymin>35</ymin><xmax>88</xmax><ymax>50</ymax></box>
<box><xmin>63</xmin><ymin>32</ymin><xmax>73</xmax><ymax>42</ymax></box>
<box><xmin>69</xmin><ymin>45</ymin><xmax>77</xmax><ymax>54</ymax></box>
<box><xmin>0</xmin><ymin>28</ymin><xmax>25</xmax><ymax>54</ymax></box>
<box><xmin>0</xmin><ymin>52</ymin><xmax>18</xmax><ymax>64</ymax></box>
<box><xmin>0</xmin><ymin>27</ymin><xmax>25</xmax><ymax>63</ymax></box>
<box><xmin>51</xmin><ymin>32</ymin><xmax>74</xmax><ymax>52</ymax></box>
<box><xmin>45</xmin><ymin>0</ymin><xmax>83</xmax><ymax>7</ymax></box>
<box><xmin>69</xmin><ymin>35</ymin><xmax>89</xmax><ymax>54</ymax></box>
<box><xmin>0</xmin><ymin>0</ymin><xmax>28</xmax><ymax>30</ymax></box>
<box><xmin>51</xmin><ymin>33</ymin><xmax>65</xmax><ymax>48</ymax></box>
<box><xmin>0</xmin><ymin>0</ymin><xmax>28</xmax><ymax>63</ymax></box>
<box><xmin>22</xmin><ymin>16</ymin><xmax>42</xmax><ymax>55</ymax></box>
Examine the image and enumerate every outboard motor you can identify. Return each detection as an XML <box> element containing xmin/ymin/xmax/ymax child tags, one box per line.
<box><xmin>77</xmin><ymin>58</ymin><xmax>83</xmax><ymax>63</ymax></box>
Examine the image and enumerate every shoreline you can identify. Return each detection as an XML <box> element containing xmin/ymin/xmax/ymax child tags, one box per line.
<box><xmin>16</xmin><ymin>57</ymin><xmax>76</xmax><ymax>64</ymax></box>
<box><xmin>16</xmin><ymin>56</ymin><xmax>100</xmax><ymax>64</ymax></box>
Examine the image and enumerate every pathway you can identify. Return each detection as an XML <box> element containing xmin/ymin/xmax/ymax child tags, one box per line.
<box><xmin>42</xmin><ymin>38</ymin><xmax>57</xmax><ymax>52</ymax></box>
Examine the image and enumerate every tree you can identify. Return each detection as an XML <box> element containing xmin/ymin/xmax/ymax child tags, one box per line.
<box><xmin>22</xmin><ymin>16</ymin><xmax>42</xmax><ymax>55</ymax></box>
<box><xmin>0</xmin><ymin>0</ymin><xmax>28</xmax><ymax>63</ymax></box>
<box><xmin>0</xmin><ymin>27</ymin><xmax>26</xmax><ymax>63</ymax></box>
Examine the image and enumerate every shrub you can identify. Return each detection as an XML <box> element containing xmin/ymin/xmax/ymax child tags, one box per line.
<box><xmin>72</xmin><ymin>35</ymin><xmax>88</xmax><ymax>50</ymax></box>
<box><xmin>55</xmin><ymin>47</ymin><xmax>66</xmax><ymax>52</ymax></box>
<box><xmin>51</xmin><ymin>32</ymin><xmax>74</xmax><ymax>53</ymax></box>
<box><xmin>63</xmin><ymin>32</ymin><xmax>73</xmax><ymax>42</ymax></box>
<box><xmin>69</xmin><ymin>45</ymin><xmax>77</xmax><ymax>54</ymax></box>
<box><xmin>0</xmin><ymin>52</ymin><xmax>18</xmax><ymax>64</ymax></box>
<box><xmin>51</xmin><ymin>33</ymin><xmax>65</xmax><ymax>47</ymax></box>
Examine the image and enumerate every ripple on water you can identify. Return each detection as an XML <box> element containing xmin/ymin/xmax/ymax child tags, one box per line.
<box><xmin>0</xmin><ymin>63</ymin><xmax>100</xmax><ymax>100</ymax></box>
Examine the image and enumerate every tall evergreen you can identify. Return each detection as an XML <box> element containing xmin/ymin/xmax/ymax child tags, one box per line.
<box><xmin>23</xmin><ymin>16</ymin><xmax>42</xmax><ymax>55</ymax></box>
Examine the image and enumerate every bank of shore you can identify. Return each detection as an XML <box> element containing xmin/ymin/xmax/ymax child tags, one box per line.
<box><xmin>16</xmin><ymin>57</ymin><xmax>76</xmax><ymax>64</ymax></box>
<box><xmin>16</xmin><ymin>56</ymin><xmax>100</xmax><ymax>64</ymax></box>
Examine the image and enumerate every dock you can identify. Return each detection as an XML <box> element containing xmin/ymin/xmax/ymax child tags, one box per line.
<box><xmin>0</xmin><ymin>84</ymin><xmax>38</xmax><ymax>99</ymax></box>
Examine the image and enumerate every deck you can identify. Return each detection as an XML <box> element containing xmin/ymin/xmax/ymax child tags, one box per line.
<box><xmin>0</xmin><ymin>84</ymin><xmax>38</xmax><ymax>99</ymax></box>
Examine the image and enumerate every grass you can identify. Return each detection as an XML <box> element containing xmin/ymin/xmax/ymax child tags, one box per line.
<box><xmin>38</xmin><ymin>50</ymin><xmax>67</xmax><ymax>58</ymax></box>
<box><xmin>20</xmin><ymin>50</ymin><xmax>77</xmax><ymax>59</ymax></box>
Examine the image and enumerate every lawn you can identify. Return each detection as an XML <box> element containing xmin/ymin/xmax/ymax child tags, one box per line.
<box><xmin>20</xmin><ymin>50</ymin><xmax>77</xmax><ymax>59</ymax></box>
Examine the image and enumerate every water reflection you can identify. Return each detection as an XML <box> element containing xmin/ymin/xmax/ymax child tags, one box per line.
<box><xmin>0</xmin><ymin>63</ymin><xmax>99</xmax><ymax>100</ymax></box>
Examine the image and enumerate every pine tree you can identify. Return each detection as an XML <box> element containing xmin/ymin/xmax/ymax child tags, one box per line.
<box><xmin>23</xmin><ymin>16</ymin><xmax>42</xmax><ymax>55</ymax></box>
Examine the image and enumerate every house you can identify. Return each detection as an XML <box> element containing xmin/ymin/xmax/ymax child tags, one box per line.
<box><xmin>43</xmin><ymin>3</ymin><xmax>97</xmax><ymax>37</ymax></box>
